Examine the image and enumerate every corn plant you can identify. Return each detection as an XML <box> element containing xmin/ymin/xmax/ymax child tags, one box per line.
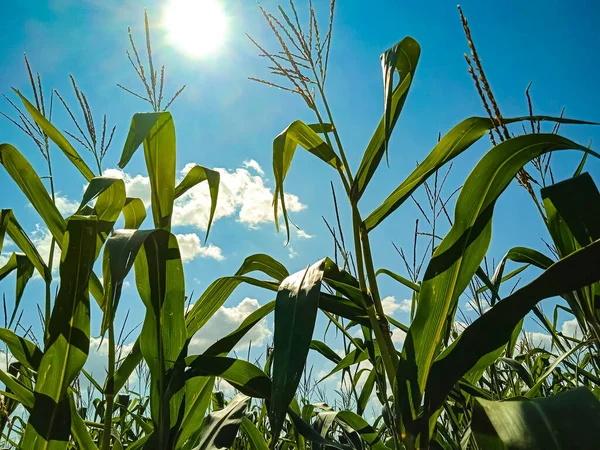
<box><xmin>1</xmin><ymin>3</ymin><xmax>600</xmax><ymax>450</ymax></box>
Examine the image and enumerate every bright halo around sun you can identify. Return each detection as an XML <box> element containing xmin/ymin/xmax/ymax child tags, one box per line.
<box><xmin>163</xmin><ymin>0</ymin><xmax>228</xmax><ymax>57</ymax></box>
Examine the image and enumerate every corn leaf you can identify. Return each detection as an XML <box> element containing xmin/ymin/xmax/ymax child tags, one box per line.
<box><xmin>352</xmin><ymin>37</ymin><xmax>420</xmax><ymax>201</ymax></box>
<box><xmin>0</xmin><ymin>146</ymin><xmax>104</xmax><ymax>303</ymax></box>
<box><xmin>272</xmin><ymin>121</ymin><xmax>342</xmax><ymax>241</ymax></box>
<box><xmin>1</xmin><ymin>209</ymin><xmax>49</xmax><ymax>280</ymax></box>
<box><xmin>23</xmin><ymin>216</ymin><xmax>98</xmax><ymax>449</ymax></box>
<box><xmin>0</xmin><ymin>253</ymin><xmax>34</xmax><ymax>324</ymax></box>
<box><xmin>426</xmin><ymin>238</ymin><xmax>600</xmax><ymax>413</ymax></box>
<box><xmin>269</xmin><ymin>259</ymin><xmax>326</xmax><ymax>442</ymax></box>
<box><xmin>472</xmin><ymin>388</ymin><xmax>600</xmax><ymax>450</ymax></box>
<box><xmin>174</xmin><ymin>164</ymin><xmax>220</xmax><ymax>241</ymax></box>
<box><xmin>194</xmin><ymin>394</ymin><xmax>249</xmax><ymax>450</ymax></box>
<box><xmin>407</xmin><ymin>133</ymin><xmax>593</xmax><ymax>397</ymax></box>
<box><xmin>364</xmin><ymin>116</ymin><xmax>595</xmax><ymax>231</ymax></box>
<box><xmin>16</xmin><ymin>90</ymin><xmax>96</xmax><ymax>181</ymax></box>
<box><xmin>122</xmin><ymin>197</ymin><xmax>147</xmax><ymax>230</ymax></box>
<box><xmin>119</xmin><ymin>112</ymin><xmax>176</xmax><ymax>230</ymax></box>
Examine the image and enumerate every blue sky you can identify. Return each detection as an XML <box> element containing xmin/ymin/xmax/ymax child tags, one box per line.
<box><xmin>1</xmin><ymin>0</ymin><xmax>599</xmax><ymax>398</ymax></box>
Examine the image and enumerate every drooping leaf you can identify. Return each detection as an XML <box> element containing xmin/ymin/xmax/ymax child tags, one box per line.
<box><xmin>0</xmin><ymin>328</ymin><xmax>43</xmax><ymax>371</ymax></box>
<box><xmin>0</xmin><ymin>253</ymin><xmax>34</xmax><ymax>325</ymax></box>
<box><xmin>353</xmin><ymin>37</ymin><xmax>420</xmax><ymax>201</ymax></box>
<box><xmin>472</xmin><ymin>388</ymin><xmax>600</xmax><ymax>450</ymax></box>
<box><xmin>23</xmin><ymin>216</ymin><xmax>98</xmax><ymax>449</ymax></box>
<box><xmin>174</xmin><ymin>165</ymin><xmax>220</xmax><ymax>240</ymax></box>
<box><xmin>119</xmin><ymin>112</ymin><xmax>176</xmax><ymax>230</ymax></box>
<box><xmin>0</xmin><ymin>209</ymin><xmax>49</xmax><ymax>280</ymax></box>
<box><xmin>0</xmin><ymin>144</ymin><xmax>66</xmax><ymax>245</ymax></box>
<box><xmin>122</xmin><ymin>197</ymin><xmax>147</xmax><ymax>230</ymax></box>
<box><xmin>272</xmin><ymin>121</ymin><xmax>342</xmax><ymax>240</ymax></box>
<box><xmin>78</xmin><ymin>177</ymin><xmax>124</xmax><ymax>212</ymax></box>
<box><xmin>426</xmin><ymin>238</ymin><xmax>600</xmax><ymax>413</ymax></box>
<box><xmin>407</xmin><ymin>133</ymin><xmax>593</xmax><ymax>396</ymax></box>
<box><xmin>16</xmin><ymin>90</ymin><xmax>96</xmax><ymax>181</ymax></box>
<box><xmin>0</xmin><ymin>148</ymin><xmax>104</xmax><ymax>303</ymax></box>
<box><xmin>269</xmin><ymin>259</ymin><xmax>326</xmax><ymax>442</ymax></box>
<box><xmin>541</xmin><ymin>172</ymin><xmax>600</xmax><ymax>247</ymax></box>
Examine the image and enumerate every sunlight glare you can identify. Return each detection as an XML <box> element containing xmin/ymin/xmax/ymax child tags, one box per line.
<box><xmin>164</xmin><ymin>0</ymin><xmax>228</xmax><ymax>57</ymax></box>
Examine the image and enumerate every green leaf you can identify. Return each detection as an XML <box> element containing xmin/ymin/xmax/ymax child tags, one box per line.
<box><xmin>472</xmin><ymin>388</ymin><xmax>600</xmax><ymax>450</ymax></box>
<box><xmin>204</xmin><ymin>301</ymin><xmax>275</xmax><ymax>357</ymax></box>
<box><xmin>174</xmin><ymin>165</ymin><xmax>220</xmax><ymax>240</ymax></box>
<box><xmin>23</xmin><ymin>216</ymin><xmax>98</xmax><ymax>449</ymax></box>
<box><xmin>132</xmin><ymin>230</ymin><xmax>186</xmax><ymax>445</ymax></box>
<box><xmin>426</xmin><ymin>238</ymin><xmax>600</xmax><ymax>413</ymax></box>
<box><xmin>0</xmin><ymin>144</ymin><xmax>66</xmax><ymax>245</ymax></box>
<box><xmin>240</xmin><ymin>417</ymin><xmax>269</xmax><ymax>450</ymax></box>
<box><xmin>0</xmin><ymin>253</ymin><xmax>34</xmax><ymax>325</ymax></box>
<box><xmin>272</xmin><ymin>121</ymin><xmax>342</xmax><ymax>241</ymax></box>
<box><xmin>69</xmin><ymin>393</ymin><xmax>99</xmax><ymax>450</ymax></box>
<box><xmin>270</xmin><ymin>259</ymin><xmax>326</xmax><ymax>442</ymax></box>
<box><xmin>112</xmin><ymin>254</ymin><xmax>284</xmax><ymax>394</ymax></box>
<box><xmin>119</xmin><ymin>112</ymin><xmax>176</xmax><ymax>230</ymax></box>
<box><xmin>235</xmin><ymin>253</ymin><xmax>289</xmax><ymax>283</ymax></box>
<box><xmin>364</xmin><ymin>116</ymin><xmax>597</xmax><ymax>231</ymax></box>
<box><xmin>407</xmin><ymin>133</ymin><xmax>592</xmax><ymax>396</ymax></box>
<box><xmin>0</xmin><ymin>328</ymin><xmax>43</xmax><ymax>371</ymax></box>
<box><xmin>178</xmin><ymin>355</ymin><xmax>272</xmax><ymax>399</ymax></box>
<box><xmin>525</xmin><ymin>342</ymin><xmax>586</xmax><ymax>398</ymax></box>
<box><xmin>0</xmin><ymin>147</ymin><xmax>104</xmax><ymax>304</ymax></box>
<box><xmin>542</xmin><ymin>173</ymin><xmax>600</xmax><ymax>247</ymax></box>
<box><xmin>1</xmin><ymin>209</ymin><xmax>49</xmax><ymax>280</ymax></box>
<box><xmin>122</xmin><ymin>197</ymin><xmax>147</xmax><ymax>230</ymax></box>
<box><xmin>16</xmin><ymin>90</ymin><xmax>96</xmax><ymax>181</ymax></box>
<box><xmin>194</xmin><ymin>394</ymin><xmax>249</xmax><ymax>450</ymax></box>
<box><xmin>310</xmin><ymin>340</ymin><xmax>342</xmax><ymax>365</ymax></box>
<box><xmin>319</xmin><ymin>348</ymin><xmax>369</xmax><ymax>382</ymax></box>
<box><xmin>176</xmin><ymin>377</ymin><xmax>215</xmax><ymax>449</ymax></box>
<box><xmin>78</xmin><ymin>177</ymin><xmax>124</xmax><ymax>212</ymax></box>
<box><xmin>353</xmin><ymin>37</ymin><xmax>420</xmax><ymax>201</ymax></box>
<box><xmin>375</xmin><ymin>267</ymin><xmax>420</xmax><ymax>292</ymax></box>
<box><xmin>319</xmin><ymin>410</ymin><xmax>390</xmax><ymax>450</ymax></box>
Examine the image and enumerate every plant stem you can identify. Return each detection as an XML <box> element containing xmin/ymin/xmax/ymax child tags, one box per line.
<box><xmin>101</xmin><ymin>325</ymin><xmax>115</xmax><ymax>450</ymax></box>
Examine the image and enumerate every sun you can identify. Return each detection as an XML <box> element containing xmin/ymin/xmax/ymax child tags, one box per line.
<box><xmin>163</xmin><ymin>0</ymin><xmax>228</xmax><ymax>58</ymax></box>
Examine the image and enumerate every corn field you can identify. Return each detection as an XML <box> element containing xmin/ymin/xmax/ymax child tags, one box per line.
<box><xmin>1</xmin><ymin>3</ymin><xmax>600</xmax><ymax>449</ymax></box>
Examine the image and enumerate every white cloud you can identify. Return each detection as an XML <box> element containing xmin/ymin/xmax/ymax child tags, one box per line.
<box><xmin>392</xmin><ymin>329</ymin><xmax>406</xmax><ymax>344</ymax></box>
<box><xmin>296</xmin><ymin>229</ymin><xmax>313</xmax><ymax>239</ymax></box>
<box><xmin>381</xmin><ymin>296</ymin><xmax>412</xmax><ymax>316</ymax></box>
<box><xmin>55</xmin><ymin>194</ymin><xmax>79</xmax><ymax>216</ymax></box>
<box><xmin>104</xmin><ymin>163</ymin><xmax>306</xmax><ymax>232</ymax></box>
<box><xmin>523</xmin><ymin>331</ymin><xmax>552</xmax><ymax>351</ymax></box>
<box><xmin>175</xmin><ymin>233</ymin><xmax>224</xmax><ymax>262</ymax></box>
<box><xmin>103</xmin><ymin>168</ymin><xmax>152</xmax><ymax>206</ymax></box>
<box><xmin>561</xmin><ymin>318</ymin><xmax>583</xmax><ymax>339</ymax></box>
<box><xmin>288</xmin><ymin>246</ymin><xmax>298</xmax><ymax>259</ymax></box>
<box><xmin>381</xmin><ymin>296</ymin><xmax>400</xmax><ymax>315</ymax></box>
<box><xmin>188</xmin><ymin>298</ymin><xmax>272</xmax><ymax>355</ymax></box>
<box><xmin>242</xmin><ymin>159</ymin><xmax>264</xmax><ymax>176</ymax></box>
<box><xmin>173</xmin><ymin>164</ymin><xmax>305</xmax><ymax>230</ymax></box>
